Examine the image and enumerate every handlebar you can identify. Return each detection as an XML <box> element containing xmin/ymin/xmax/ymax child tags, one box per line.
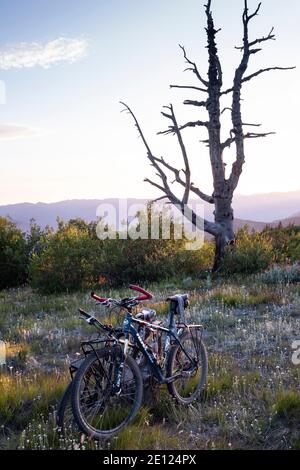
<box><xmin>79</xmin><ymin>308</ymin><xmax>116</xmax><ymax>333</ymax></box>
<box><xmin>91</xmin><ymin>285</ymin><xmax>153</xmax><ymax>305</ymax></box>
<box><xmin>78</xmin><ymin>308</ymin><xmax>100</xmax><ymax>326</ymax></box>
<box><xmin>129</xmin><ymin>284</ymin><xmax>153</xmax><ymax>301</ymax></box>
<box><xmin>91</xmin><ymin>292</ymin><xmax>108</xmax><ymax>303</ymax></box>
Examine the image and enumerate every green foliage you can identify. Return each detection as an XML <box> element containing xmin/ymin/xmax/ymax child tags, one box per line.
<box><xmin>211</xmin><ymin>291</ymin><xmax>281</xmax><ymax>307</ymax></box>
<box><xmin>1</xmin><ymin>212</ymin><xmax>299</xmax><ymax>293</ymax></box>
<box><xmin>263</xmin><ymin>224</ymin><xmax>300</xmax><ymax>263</ymax></box>
<box><xmin>0</xmin><ymin>217</ymin><xmax>28</xmax><ymax>289</ymax></box>
<box><xmin>221</xmin><ymin>227</ymin><xmax>274</xmax><ymax>275</ymax></box>
<box><xmin>0</xmin><ymin>372</ymin><xmax>68</xmax><ymax>429</ymax></box>
<box><xmin>28</xmin><ymin>213</ymin><xmax>214</xmax><ymax>293</ymax></box>
<box><xmin>258</xmin><ymin>263</ymin><xmax>300</xmax><ymax>285</ymax></box>
<box><xmin>29</xmin><ymin>219</ymin><xmax>104</xmax><ymax>293</ymax></box>
<box><xmin>274</xmin><ymin>392</ymin><xmax>300</xmax><ymax>422</ymax></box>
<box><xmin>220</xmin><ymin>225</ymin><xmax>300</xmax><ymax>276</ymax></box>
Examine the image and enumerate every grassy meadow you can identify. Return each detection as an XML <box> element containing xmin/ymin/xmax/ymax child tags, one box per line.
<box><xmin>0</xmin><ymin>273</ymin><xmax>300</xmax><ymax>450</ymax></box>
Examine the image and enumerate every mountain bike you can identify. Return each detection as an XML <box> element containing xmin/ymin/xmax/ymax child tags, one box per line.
<box><xmin>56</xmin><ymin>290</ymin><xmax>157</xmax><ymax>435</ymax></box>
<box><xmin>71</xmin><ymin>285</ymin><xmax>208</xmax><ymax>439</ymax></box>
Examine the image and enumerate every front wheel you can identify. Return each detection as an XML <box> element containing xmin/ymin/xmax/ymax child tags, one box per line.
<box><xmin>166</xmin><ymin>331</ymin><xmax>208</xmax><ymax>405</ymax></box>
<box><xmin>71</xmin><ymin>347</ymin><xmax>143</xmax><ymax>439</ymax></box>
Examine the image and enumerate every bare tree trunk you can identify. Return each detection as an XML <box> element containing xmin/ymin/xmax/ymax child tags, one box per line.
<box><xmin>213</xmin><ymin>197</ymin><xmax>235</xmax><ymax>271</ymax></box>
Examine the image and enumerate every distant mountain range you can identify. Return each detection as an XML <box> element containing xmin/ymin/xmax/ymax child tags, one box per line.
<box><xmin>0</xmin><ymin>190</ymin><xmax>299</xmax><ymax>233</ymax></box>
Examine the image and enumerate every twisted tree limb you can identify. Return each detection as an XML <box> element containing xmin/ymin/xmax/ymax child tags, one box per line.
<box><xmin>120</xmin><ymin>102</ymin><xmax>218</xmax><ymax>235</ymax></box>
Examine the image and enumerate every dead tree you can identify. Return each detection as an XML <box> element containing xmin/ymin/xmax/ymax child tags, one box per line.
<box><xmin>121</xmin><ymin>0</ymin><xmax>295</xmax><ymax>272</ymax></box>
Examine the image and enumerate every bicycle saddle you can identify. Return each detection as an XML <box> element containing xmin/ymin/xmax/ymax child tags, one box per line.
<box><xmin>166</xmin><ymin>294</ymin><xmax>189</xmax><ymax>303</ymax></box>
<box><xmin>135</xmin><ymin>308</ymin><xmax>156</xmax><ymax>322</ymax></box>
<box><xmin>166</xmin><ymin>294</ymin><xmax>189</xmax><ymax>321</ymax></box>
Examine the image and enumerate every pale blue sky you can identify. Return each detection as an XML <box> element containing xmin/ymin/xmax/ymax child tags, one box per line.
<box><xmin>0</xmin><ymin>0</ymin><xmax>299</xmax><ymax>204</ymax></box>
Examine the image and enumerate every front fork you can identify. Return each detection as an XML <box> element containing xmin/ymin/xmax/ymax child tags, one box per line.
<box><xmin>112</xmin><ymin>313</ymin><xmax>131</xmax><ymax>394</ymax></box>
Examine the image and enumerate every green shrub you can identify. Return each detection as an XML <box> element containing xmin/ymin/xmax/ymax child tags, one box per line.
<box><xmin>28</xmin><ymin>214</ymin><xmax>214</xmax><ymax>293</ymax></box>
<box><xmin>0</xmin><ymin>217</ymin><xmax>28</xmax><ymax>289</ymax></box>
<box><xmin>29</xmin><ymin>219</ymin><xmax>104</xmax><ymax>293</ymax></box>
<box><xmin>221</xmin><ymin>228</ymin><xmax>274</xmax><ymax>275</ymax></box>
<box><xmin>263</xmin><ymin>224</ymin><xmax>300</xmax><ymax>263</ymax></box>
<box><xmin>3</xmin><ymin>211</ymin><xmax>299</xmax><ymax>293</ymax></box>
<box><xmin>274</xmin><ymin>391</ymin><xmax>300</xmax><ymax>422</ymax></box>
<box><xmin>258</xmin><ymin>263</ymin><xmax>300</xmax><ymax>285</ymax></box>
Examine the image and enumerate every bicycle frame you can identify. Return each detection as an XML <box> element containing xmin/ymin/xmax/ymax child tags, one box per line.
<box><xmin>78</xmin><ymin>292</ymin><xmax>204</xmax><ymax>390</ymax></box>
<box><xmin>122</xmin><ymin>310</ymin><xmax>202</xmax><ymax>384</ymax></box>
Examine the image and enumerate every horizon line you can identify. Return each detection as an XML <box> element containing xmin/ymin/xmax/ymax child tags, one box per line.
<box><xmin>1</xmin><ymin>188</ymin><xmax>300</xmax><ymax>207</ymax></box>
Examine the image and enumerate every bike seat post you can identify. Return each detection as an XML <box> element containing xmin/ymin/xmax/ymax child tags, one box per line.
<box><xmin>167</xmin><ymin>301</ymin><xmax>177</xmax><ymax>331</ymax></box>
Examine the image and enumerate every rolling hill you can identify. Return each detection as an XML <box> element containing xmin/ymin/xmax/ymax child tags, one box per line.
<box><xmin>0</xmin><ymin>190</ymin><xmax>299</xmax><ymax>233</ymax></box>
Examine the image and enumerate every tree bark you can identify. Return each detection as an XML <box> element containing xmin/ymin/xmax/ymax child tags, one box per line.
<box><xmin>212</xmin><ymin>197</ymin><xmax>235</xmax><ymax>272</ymax></box>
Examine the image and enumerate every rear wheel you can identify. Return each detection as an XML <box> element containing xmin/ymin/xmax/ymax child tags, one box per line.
<box><xmin>166</xmin><ymin>331</ymin><xmax>207</xmax><ymax>404</ymax></box>
<box><xmin>71</xmin><ymin>347</ymin><xmax>143</xmax><ymax>439</ymax></box>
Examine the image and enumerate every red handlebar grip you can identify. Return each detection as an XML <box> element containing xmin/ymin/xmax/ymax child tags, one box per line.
<box><xmin>91</xmin><ymin>292</ymin><xmax>108</xmax><ymax>302</ymax></box>
<box><xmin>129</xmin><ymin>284</ymin><xmax>153</xmax><ymax>300</ymax></box>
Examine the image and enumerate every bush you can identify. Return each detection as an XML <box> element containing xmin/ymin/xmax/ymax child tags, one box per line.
<box><xmin>0</xmin><ymin>217</ymin><xmax>28</xmax><ymax>289</ymax></box>
<box><xmin>221</xmin><ymin>228</ymin><xmax>274</xmax><ymax>275</ymax></box>
<box><xmin>274</xmin><ymin>391</ymin><xmax>300</xmax><ymax>422</ymax></box>
<box><xmin>29</xmin><ymin>219</ymin><xmax>104</xmax><ymax>293</ymax></box>
<box><xmin>258</xmin><ymin>263</ymin><xmax>300</xmax><ymax>285</ymax></box>
<box><xmin>3</xmin><ymin>211</ymin><xmax>299</xmax><ymax>293</ymax></box>
<box><xmin>263</xmin><ymin>224</ymin><xmax>300</xmax><ymax>263</ymax></box>
<box><xmin>28</xmin><ymin>215</ymin><xmax>214</xmax><ymax>293</ymax></box>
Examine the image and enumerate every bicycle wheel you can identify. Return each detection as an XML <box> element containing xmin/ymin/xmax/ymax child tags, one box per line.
<box><xmin>166</xmin><ymin>331</ymin><xmax>208</xmax><ymax>405</ymax></box>
<box><xmin>57</xmin><ymin>381</ymin><xmax>80</xmax><ymax>436</ymax></box>
<box><xmin>71</xmin><ymin>347</ymin><xmax>143</xmax><ymax>439</ymax></box>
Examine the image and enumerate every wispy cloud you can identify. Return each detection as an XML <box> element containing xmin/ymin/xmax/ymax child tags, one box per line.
<box><xmin>0</xmin><ymin>37</ymin><xmax>88</xmax><ymax>70</ymax></box>
<box><xmin>0</xmin><ymin>124</ymin><xmax>36</xmax><ymax>139</ymax></box>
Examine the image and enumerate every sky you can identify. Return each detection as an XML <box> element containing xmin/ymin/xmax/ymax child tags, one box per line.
<box><xmin>0</xmin><ymin>0</ymin><xmax>299</xmax><ymax>205</ymax></box>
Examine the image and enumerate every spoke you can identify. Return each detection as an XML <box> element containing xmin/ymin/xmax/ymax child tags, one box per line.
<box><xmin>77</xmin><ymin>355</ymin><xmax>139</xmax><ymax>432</ymax></box>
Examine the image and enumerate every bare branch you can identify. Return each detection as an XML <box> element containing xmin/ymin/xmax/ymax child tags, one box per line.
<box><xmin>205</xmin><ymin>0</ymin><xmax>212</xmax><ymax>12</ymax></box>
<box><xmin>220</xmin><ymin>87</ymin><xmax>235</xmax><ymax>96</ymax></box>
<box><xmin>221</xmin><ymin>66</ymin><xmax>296</xmax><ymax>95</ymax></box>
<box><xmin>242</xmin><ymin>66</ymin><xmax>296</xmax><ymax>83</ymax></box>
<box><xmin>179</xmin><ymin>44</ymin><xmax>209</xmax><ymax>87</ymax></box>
<box><xmin>248</xmin><ymin>2</ymin><xmax>262</xmax><ymax>21</ymax></box>
<box><xmin>221</xmin><ymin>137</ymin><xmax>235</xmax><ymax>150</ymax></box>
<box><xmin>120</xmin><ymin>102</ymin><xmax>179</xmax><ymax>202</ymax></box>
<box><xmin>221</xmin><ymin>107</ymin><xmax>232</xmax><ymax>114</ymax></box>
<box><xmin>236</xmin><ymin>27</ymin><xmax>275</xmax><ymax>51</ymax></box>
<box><xmin>121</xmin><ymin>102</ymin><xmax>214</xmax><ymax>207</ymax></box>
<box><xmin>150</xmin><ymin>195</ymin><xmax>169</xmax><ymax>203</ymax></box>
<box><xmin>183</xmin><ymin>99</ymin><xmax>208</xmax><ymax>107</ymax></box>
<box><xmin>151</xmin><ymin>155</ymin><xmax>214</xmax><ymax>204</ymax></box>
<box><xmin>170</xmin><ymin>84</ymin><xmax>208</xmax><ymax>93</ymax></box>
<box><xmin>200</xmin><ymin>138</ymin><xmax>210</xmax><ymax>147</ymax></box>
<box><xmin>144</xmin><ymin>178</ymin><xmax>165</xmax><ymax>193</ymax></box>
<box><xmin>189</xmin><ymin>184</ymin><xmax>214</xmax><ymax>203</ymax></box>
<box><xmin>244</xmin><ymin>131</ymin><xmax>276</xmax><ymax>139</ymax></box>
<box><xmin>178</xmin><ymin>120</ymin><xmax>209</xmax><ymax>131</ymax></box>
<box><xmin>145</xmin><ymin>177</ymin><xmax>218</xmax><ymax>236</ymax></box>
<box><xmin>158</xmin><ymin>119</ymin><xmax>209</xmax><ymax>136</ymax></box>
<box><xmin>166</xmin><ymin>104</ymin><xmax>191</xmax><ymax>203</ymax></box>
<box><xmin>221</xmin><ymin>131</ymin><xmax>275</xmax><ymax>150</ymax></box>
